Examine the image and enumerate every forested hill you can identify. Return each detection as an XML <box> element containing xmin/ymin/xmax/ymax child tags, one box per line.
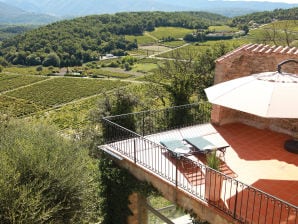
<box><xmin>0</xmin><ymin>11</ymin><xmax>227</xmax><ymax>67</ymax></box>
<box><xmin>231</xmin><ymin>7</ymin><xmax>298</xmax><ymax>26</ymax></box>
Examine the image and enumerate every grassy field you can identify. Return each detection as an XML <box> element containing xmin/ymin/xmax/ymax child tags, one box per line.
<box><xmin>87</xmin><ymin>68</ymin><xmax>134</xmax><ymax>78</ymax></box>
<box><xmin>262</xmin><ymin>20</ymin><xmax>298</xmax><ymax>31</ymax></box>
<box><xmin>0</xmin><ymin>74</ymin><xmax>48</xmax><ymax>93</ymax></box>
<box><xmin>246</xmin><ymin>20</ymin><xmax>298</xmax><ymax>46</ymax></box>
<box><xmin>131</xmin><ymin>62</ymin><xmax>159</xmax><ymax>73</ymax></box>
<box><xmin>125</xmin><ymin>34</ymin><xmax>156</xmax><ymax>45</ymax></box>
<box><xmin>5</xmin><ymin>77</ymin><xmax>128</xmax><ymax>112</ymax></box>
<box><xmin>161</xmin><ymin>40</ymin><xmax>186</xmax><ymax>48</ymax></box>
<box><xmin>4</xmin><ymin>66</ymin><xmax>57</xmax><ymax>76</ymax></box>
<box><xmin>149</xmin><ymin>27</ymin><xmax>193</xmax><ymax>40</ymax></box>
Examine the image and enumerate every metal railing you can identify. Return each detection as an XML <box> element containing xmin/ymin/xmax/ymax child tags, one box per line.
<box><xmin>101</xmin><ymin>103</ymin><xmax>298</xmax><ymax>224</ymax></box>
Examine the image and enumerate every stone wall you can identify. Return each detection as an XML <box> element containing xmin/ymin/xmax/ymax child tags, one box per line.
<box><xmin>211</xmin><ymin>44</ymin><xmax>298</xmax><ymax>135</ymax></box>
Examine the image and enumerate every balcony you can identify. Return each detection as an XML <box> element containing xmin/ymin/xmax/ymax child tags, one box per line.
<box><xmin>101</xmin><ymin>103</ymin><xmax>298</xmax><ymax>224</ymax></box>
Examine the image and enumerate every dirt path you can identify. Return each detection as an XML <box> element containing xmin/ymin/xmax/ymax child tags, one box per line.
<box><xmin>149</xmin><ymin>43</ymin><xmax>190</xmax><ymax>58</ymax></box>
<box><xmin>144</xmin><ymin>31</ymin><xmax>158</xmax><ymax>41</ymax></box>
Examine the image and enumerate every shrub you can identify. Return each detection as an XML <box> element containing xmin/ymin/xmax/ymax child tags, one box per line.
<box><xmin>36</xmin><ymin>65</ymin><xmax>43</xmax><ymax>72</ymax></box>
<box><xmin>0</xmin><ymin>119</ymin><xmax>100</xmax><ymax>223</ymax></box>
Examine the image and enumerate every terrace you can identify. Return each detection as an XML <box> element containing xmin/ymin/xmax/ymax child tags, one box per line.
<box><xmin>101</xmin><ymin>103</ymin><xmax>298</xmax><ymax>224</ymax></box>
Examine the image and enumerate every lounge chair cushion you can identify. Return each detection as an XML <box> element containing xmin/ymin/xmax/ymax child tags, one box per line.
<box><xmin>160</xmin><ymin>139</ymin><xmax>191</xmax><ymax>156</ymax></box>
<box><xmin>184</xmin><ymin>137</ymin><xmax>216</xmax><ymax>153</ymax></box>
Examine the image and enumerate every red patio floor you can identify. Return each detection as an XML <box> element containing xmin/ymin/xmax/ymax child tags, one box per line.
<box><xmin>215</xmin><ymin>123</ymin><xmax>298</xmax><ymax>207</ymax></box>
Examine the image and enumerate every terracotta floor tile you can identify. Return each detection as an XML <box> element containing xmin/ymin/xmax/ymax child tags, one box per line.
<box><xmin>215</xmin><ymin>123</ymin><xmax>298</xmax><ymax>208</ymax></box>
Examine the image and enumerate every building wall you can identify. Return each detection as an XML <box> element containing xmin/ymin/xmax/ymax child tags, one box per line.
<box><xmin>211</xmin><ymin>44</ymin><xmax>298</xmax><ymax>135</ymax></box>
<box><xmin>119</xmin><ymin>158</ymin><xmax>236</xmax><ymax>224</ymax></box>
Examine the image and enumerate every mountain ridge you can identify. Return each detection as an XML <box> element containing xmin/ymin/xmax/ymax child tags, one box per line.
<box><xmin>1</xmin><ymin>0</ymin><xmax>297</xmax><ymax>17</ymax></box>
<box><xmin>0</xmin><ymin>1</ymin><xmax>59</xmax><ymax>24</ymax></box>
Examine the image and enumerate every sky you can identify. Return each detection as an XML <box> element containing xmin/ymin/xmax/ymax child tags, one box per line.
<box><xmin>225</xmin><ymin>0</ymin><xmax>298</xmax><ymax>3</ymax></box>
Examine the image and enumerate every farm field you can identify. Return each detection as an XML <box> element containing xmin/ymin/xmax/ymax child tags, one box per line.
<box><xmin>34</xmin><ymin>94</ymin><xmax>100</xmax><ymax>131</ymax></box>
<box><xmin>149</xmin><ymin>27</ymin><xmax>193</xmax><ymax>39</ymax></box>
<box><xmin>125</xmin><ymin>27</ymin><xmax>192</xmax><ymax>49</ymax></box>
<box><xmin>88</xmin><ymin>68</ymin><xmax>134</xmax><ymax>78</ymax></box>
<box><xmin>161</xmin><ymin>40</ymin><xmax>185</xmax><ymax>48</ymax></box>
<box><xmin>4</xmin><ymin>66</ymin><xmax>57</xmax><ymax>76</ymax></box>
<box><xmin>33</xmin><ymin>82</ymin><xmax>167</xmax><ymax>133</ymax></box>
<box><xmin>0</xmin><ymin>74</ymin><xmax>48</xmax><ymax>93</ymax></box>
<box><xmin>0</xmin><ymin>95</ymin><xmax>40</xmax><ymax>117</ymax></box>
<box><xmin>125</xmin><ymin>34</ymin><xmax>156</xmax><ymax>45</ymax></box>
<box><xmin>208</xmin><ymin>25</ymin><xmax>239</xmax><ymax>32</ymax></box>
<box><xmin>131</xmin><ymin>62</ymin><xmax>159</xmax><ymax>74</ymax></box>
<box><xmin>246</xmin><ymin>20</ymin><xmax>298</xmax><ymax>46</ymax></box>
<box><xmin>2</xmin><ymin>76</ymin><xmax>129</xmax><ymax>117</ymax></box>
<box><xmin>158</xmin><ymin>39</ymin><xmax>249</xmax><ymax>59</ymax></box>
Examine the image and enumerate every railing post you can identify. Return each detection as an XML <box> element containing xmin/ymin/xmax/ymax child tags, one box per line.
<box><xmin>134</xmin><ymin>139</ymin><xmax>136</xmax><ymax>163</ymax></box>
<box><xmin>175</xmin><ymin>158</ymin><xmax>178</xmax><ymax>187</ymax></box>
<box><xmin>142</xmin><ymin>111</ymin><xmax>145</xmax><ymax>136</ymax></box>
<box><xmin>233</xmin><ymin>181</ymin><xmax>239</xmax><ymax>219</ymax></box>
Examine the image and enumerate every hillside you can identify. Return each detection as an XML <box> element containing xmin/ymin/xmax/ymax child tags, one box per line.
<box><xmin>1</xmin><ymin>0</ymin><xmax>298</xmax><ymax>17</ymax></box>
<box><xmin>0</xmin><ymin>11</ymin><xmax>227</xmax><ymax>67</ymax></box>
<box><xmin>231</xmin><ymin>7</ymin><xmax>298</xmax><ymax>25</ymax></box>
<box><xmin>0</xmin><ymin>2</ymin><xmax>59</xmax><ymax>25</ymax></box>
<box><xmin>0</xmin><ymin>24</ymin><xmax>36</xmax><ymax>41</ymax></box>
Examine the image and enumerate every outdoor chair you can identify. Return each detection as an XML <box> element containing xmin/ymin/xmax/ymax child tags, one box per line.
<box><xmin>160</xmin><ymin>139</ymin><xmax>191</xmax><ymax>158</ymax></box>
<box><xmin>183</xmin><ymin>136</ymin><xmax>229</xmax><ymax>159</ymax></box>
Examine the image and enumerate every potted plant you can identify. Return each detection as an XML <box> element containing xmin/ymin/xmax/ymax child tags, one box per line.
<box><xmin>205</xmin><ymin>150</ymin><xmax>223</xmax><ymax>202</ymax></box>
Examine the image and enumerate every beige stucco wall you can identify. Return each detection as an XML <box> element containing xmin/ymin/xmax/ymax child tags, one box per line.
<box><xmin>120</xmin><ymin>158</ymin><xmax>235</xmax><ymax>224</ymax></box>
<box><xmin>211</xmin><ymin>44</ymin><xmax>298</xmax><ymax>135</ymax></box>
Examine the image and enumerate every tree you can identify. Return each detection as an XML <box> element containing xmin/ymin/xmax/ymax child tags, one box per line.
<box><xmin>42</xmin><ymin>53</ymin><xmax>60</xmax><ymax>67</ymax></box>
<box><xmin>0</xmin><ymin>118</ymin><xmax>100</xmax><ymax>223</ymax></box>
<box><xmin>26</xmin><ymin>54</ymin><xmax>41</xmax><ymax>65</ymax></box>
<box><xmin>149</xmin><ymin>50</ymin><xmax>203</xmax><ymax>106</ymax></box>
<box><xmin>259</xmin><ymin>21</ymin><xmax>297</xmax><ymax>47</ymax></box>
<box><xmin>0</xmin><ymin>57</ymin><xmax>8</xmax><ymax>66</ymax></box>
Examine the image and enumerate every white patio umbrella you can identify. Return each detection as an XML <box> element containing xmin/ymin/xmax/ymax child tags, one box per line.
<box><xmin>204</xmin><ymin>59</ymin><xmax>298</xmax><ymax>118</ymax></box>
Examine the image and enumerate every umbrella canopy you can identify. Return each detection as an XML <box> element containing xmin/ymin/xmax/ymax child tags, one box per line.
<box><xmin>205</xmin><ymin>59</ymin><xmax>298</xmax><ymax>118</ymax></box>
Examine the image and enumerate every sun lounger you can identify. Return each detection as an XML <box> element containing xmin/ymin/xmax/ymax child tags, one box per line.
<box><xmin>183</xmin><ymin>136</ymin><xmax>229</xmax><ymax>157</ymax></box>
<box><xmin>160</xmin><ymin>139</ymin><xmax>191</xmax><ymax>158</ymax></box>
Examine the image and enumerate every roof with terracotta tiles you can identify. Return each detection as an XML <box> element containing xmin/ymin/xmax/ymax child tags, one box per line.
<box><xmin>216</xmin><ymin>43</ymin><xmax>298</xmax><ymax>63</ymax></box>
